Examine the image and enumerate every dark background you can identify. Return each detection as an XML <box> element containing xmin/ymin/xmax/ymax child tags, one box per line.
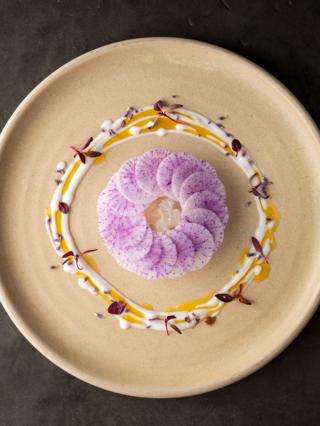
<box><xmin>0</xmin><ymin>0</ymin><xmax>319</xmax><ymax>425</ymax></box>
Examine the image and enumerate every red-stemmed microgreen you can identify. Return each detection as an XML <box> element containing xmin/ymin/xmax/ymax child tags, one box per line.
<box><xmin>62</xmin><ymin>248</ymin><xmax>98</xmax><ymax>270</ymax></box>
<box><xmin>215</xmin><ymin>293</ymin><xmax>234</xmax><ymax>303</ymax></box>
<box><xmin>251</xmin><ymin>236</ymin><xmax>268</xmax><ymax>263</ymax></box>
<box><xmin>58</xmin><ymin>201</ymin><xmax>70</xmax><ymax>214</ymax></box>
<box><xmin>107</xmin><ymin>301</ymin><xmax>126</xmax><ymax>315</ymax></box>
<box><xmin>231</xmin><ymin>139</ymin><xmax>242</xmax><ymax>156</ymax></box>
<box><xmin>164</xmin><ymin>315</ymin><xmax>182</xmax><ymax>335</ymax></box>
<box><xmin>249</xmin><ymin>173</ymin><xmax>271</xmax><ymax>199</ymax></box>
<box><xmin>153</xmin><ymin>100</ymin><xmax>184</xmax><ymax>125</ymax></box>
<box><xmin>233</xmin><ymin>284</ymin><xmax>252</xmax><ymax>305</ymax></box>
<box><xmin>216</xmin><ymin>283</ymin><xmax>252</xmax><ymax>306</ymax></box>
<box><xmin>70</xmin><ymin>136</ymin><xmax>102</xmax><ymax>164</ymax></box>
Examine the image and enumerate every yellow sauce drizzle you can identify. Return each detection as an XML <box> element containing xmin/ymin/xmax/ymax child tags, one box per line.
<box><xmin>47</xmin><ymin>107</ymin><xmax>280</xmax><ymax>330</ymax></box>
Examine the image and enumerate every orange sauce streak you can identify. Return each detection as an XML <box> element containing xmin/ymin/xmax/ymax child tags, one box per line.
<box><xmin>48</xmin><ymin>109</ymin><xmax>280</xmax><ymax>326</ymax></box>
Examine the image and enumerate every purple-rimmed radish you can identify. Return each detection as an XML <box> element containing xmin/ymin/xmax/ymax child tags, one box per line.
<box><xmin>179</xmin><ymin>170</ymin><xmax>226</xmax><ymax>205</ymax></box>
<box><xmin>181</xmin><ymin>208</ymin><xmax>224</xmax><ymax>248</ymax></box>
<box><xmin>97</xmin><ymin>175</ymin><xmax>145</xmax><ymax>217</ymax></box>
<box><xmin>98</xmin><ymin>212</ymin><xmax>147</xmax><ymax>255</ymax></box>
<box><xmin>117</xmin><ymin>157</ymin><xmax>156</xmax><ymax>204</ymax></box>
<box><xmin>167</xmin><ymin>229</ymin><xmax>195</xmax><ymax>278</ymax></box>
<box><xmin>183</xmin><ymin>190</ymin><xmax>229</xmax><ymax>227</ymax></box>
<box><xmin>136</xmin><ymin>148</ymin><xmax>170</xmax><ymax>195</ymax></box>
<box><xmin>176</xmin><ymin>222</ymin><xmax>215</xmax><ymax>271</ymax></box>
<box><xmin>157</xmin><ymin>152</ymin><xmax>193</xmax><ymax>198</ymax></box>
<box><xmin>171</xmin><ymin>158</ymin><xmax>204</xmax><ymax>199</ymax></box>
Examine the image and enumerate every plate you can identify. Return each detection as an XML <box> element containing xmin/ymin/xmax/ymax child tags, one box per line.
<box><xmin>1</xmin><ymin>38</ymin><xmax>320</xmax><ymax>398</ymax></box>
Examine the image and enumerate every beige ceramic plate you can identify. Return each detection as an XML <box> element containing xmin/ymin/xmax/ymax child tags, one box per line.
<box><xmin>1</xmin><ymin>38</ymin><xmax>320</xmax><ymax>398</ymax></box>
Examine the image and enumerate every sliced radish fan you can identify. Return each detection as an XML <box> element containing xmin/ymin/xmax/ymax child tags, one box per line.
<box><xmin>97</xmin><ymin>149</ymin><xmax>228</xmax><ymax>279</ymax></box>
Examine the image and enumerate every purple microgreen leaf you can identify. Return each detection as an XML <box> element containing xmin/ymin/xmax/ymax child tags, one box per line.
<box><xmin>164</xmin><ymin>315</ymin><xmax>176</xmax><ymax>336</ymax></box>
<box><xmin>58</xmin><ymin>201</ymin><xmax>70</xmax><ymax>214</ymax></box>
<box><xmin>81</xmin><ymin>137</ymin><xmax>93</xmax><ymax>150</ymax></box>
<box><xmin>231</xmin><ymin>139</ymin><xmax>242</xmax><ymax>156</ymax></box>
<box><xmin>215</xmin><ymin>293</ymin><xmax>234</xmax><ymax>303</ymax></box>
<box><xmin>251</xmin><ymin>237</ymin><xmax>263</xmax><ymax>254</ymax></box>
<box><xmin>107</xmin><ymin>301</ymin><xmax>126</xmax><ymax>315</ymax></box>
<box><xmin>169</xmin><ymin>323</ymin><xmax>182</xmax><ymax>335</ymax></box>
<box><xmin>162</xmin><ymin>103</ymin><xmax>183</xmax><ymax>113</ymax></box>
<box><xmin>153</xmin><ymin>100</ymin><xmax>165</xmax><ymax>111</ymax></box>
<box><xmin>62</xmin><ymin>251</ymin><xmax>74</xmax><ymax>258</ymax></box>
<box><xmin>78</xmin><ymin>151</ymin><xmax>86</xmax><ymax>164</ymax></box>
<box><xmin>74</xmin><ymin>254</ymin><xmax>83</xmax><ymax>270</ymax></box>
<box><xmin>81</xmin><ymin>248</ymin><xmax>98</xmax><ymax>256</ymax></box>
<box><xmin>84</xmin><ymin>151</ymin><xmax>102</xmax><ymax>158</ymax></box>
<box><xmin>238</xmin><ymin>294</ymin><xmax>252</xmax><ymax>305</ymax></box>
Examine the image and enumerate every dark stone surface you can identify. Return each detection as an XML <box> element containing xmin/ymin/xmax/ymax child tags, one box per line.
<box><xmin>0</xmin><ymin>0</ymin><xmax>319</xmax><ymax>425</ymax></box>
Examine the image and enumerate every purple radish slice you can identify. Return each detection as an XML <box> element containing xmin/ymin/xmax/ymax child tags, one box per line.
<box><xmin>179</xmin><ymin>171</ymin><xmax>226</xmax><ymax>205</ymax></box>
<box><xmin>133</xmin><ymin>233</ymin><xmax>164</xmax><ymax>279</ymax></box>
<box><xmin>97</xmin><ymin>175</ymin><xmax>145</xmax><ymax>217</ymax></box>
<box><xmin>183</xmin><ymin>190</ymin><xmax>229</xmax><ymax>227</ymax></box>
<box><xmin>151</xmin><ymin>234</ymin><xmax>177</xmax><ymax>279</ymax></box>
<box><xmin>176</xmin><ymin>222</ymin><xmax>215</xmax><ymax>271</ymax></box>
<box><xmin>138</xmin><ymin>234</ymin><xmax>177</xmax><ymax>280</ymax></box>
<box><xmin>98</xmin><ymin>212</ymin><xmax>147</xmax><ymax>254</ymax></box>
<box><xmin>135</xmin><ymin>148</ymin><xmax>170</xmax><ymax>195</ymax></box>
<box><xmin>167</xmin><ymin>229</ymin><xmax>195</xmax><ymax>278</ymax></box>
<box><xmin>171</xmin><ymin>158</ymin><xmax>204</xmax><ymax>199</ymax></box>
<box><xmin>116</xmin><ymin>226</ymin><xmax>154</xmax><ymax>262</ymax></box>
<box><xmin>199</xmin><ymin>160</ymin><xmax>218</xmax><ymax>179</ymax></box>
<box><xmin>157</xmin><ymin>152</ymin><xmax>194</xmax><ymax>198</ymax></box>
<box><xmin>117</xmin><ymin>157</ymin><xmax>155</xmax><ymax>204</ymax></box>
<box><xmin>181</xmin><ymin>208</ymin><xmax>224</xmax><ymax>248</ymax></box>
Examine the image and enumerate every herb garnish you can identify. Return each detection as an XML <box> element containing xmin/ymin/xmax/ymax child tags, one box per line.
<box><xmin>216</xmin><ymin>283</ymin><xmax>252</xmax><ymax>305</ymax></box>
<box><xmin>58</xmin><ymin>201</ymin><xmax>70</xmax><ymax>214</ymax></box>
<box><xmin>62</xmin><ymin>248</ymin><xmax>98</xmax><ymax>270</ymax></box>
<box><xmin>233</xmin><ymin>284</ymin><xmax>252</xmax><ymax>305</ymax></box>
<box><xmin>249</xmin><ymin>174</ymin><xmax>271</xmax><ymax>199</ymax></box>
<box><xmin>215</xmin><ymin>293</ymin><xmax>234</xmax><ymax>303</ymax></box>
<box><xmin>107</xmin><ymin>301</ymin><xmax>126</xmax><ymax>315</ymax></box>
<box><xmin>70</xmin><ymin>137</ymin><xmax>102</xmax><ymax>164</ymax></box>
<box><xmin>164</xmin><ymin>315</ymin><xmax>182</xmax><ymax>335</ymax></box>
<box><xmin>251</xmin><ymin>236</ymin><xmax>268</xmax><ymax>263</ymax></box>
<box><xmin>153</xmin><ymin>100</ymin><xmax>183</xmax><ymax>125</ymax></box>
<box><xmin>231</xmin><ymin>139</ymin><xmax>242</xmax><ymax>156</ymax></box>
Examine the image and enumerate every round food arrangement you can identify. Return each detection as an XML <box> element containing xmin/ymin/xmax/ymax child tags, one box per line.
<box><xmin>46</xmin><ymin>100</ymin><xmax>279</xmax><ymax>334</ymax></box>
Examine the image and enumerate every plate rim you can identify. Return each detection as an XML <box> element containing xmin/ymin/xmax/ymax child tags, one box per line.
<box><xmin>1</xmin><ymin>37</ymin><xmax>320</xmax><ymax>398</ymax></box>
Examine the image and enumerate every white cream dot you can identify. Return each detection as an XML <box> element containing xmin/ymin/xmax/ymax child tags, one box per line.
<box><xmin>130</xmin><ymin>126</ymin><xmax>140</xmax><ymax>136</ymax></box>
<box><xmin>156</xmin><ymin>128</ymin><xmax>167</xmax><ymax>136</ymax></box>
<box><xmin>120</xmin><ymin>319</ymin><xmax>130</xmax><ymax>329</ymax></box>
<box><xmin>56</xmin><ymin>161</ymin><xmax>66</xmax><ymax>173</ymax></box>
<box><xmin>254</xmin><ymin>266</ymin><xmax>262</xmax><ymax>275</ymax></box>
<box><xmin>101</xmin><ymin>119</ymin><xmax>113</xmax><ymax>130</ymax></box>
